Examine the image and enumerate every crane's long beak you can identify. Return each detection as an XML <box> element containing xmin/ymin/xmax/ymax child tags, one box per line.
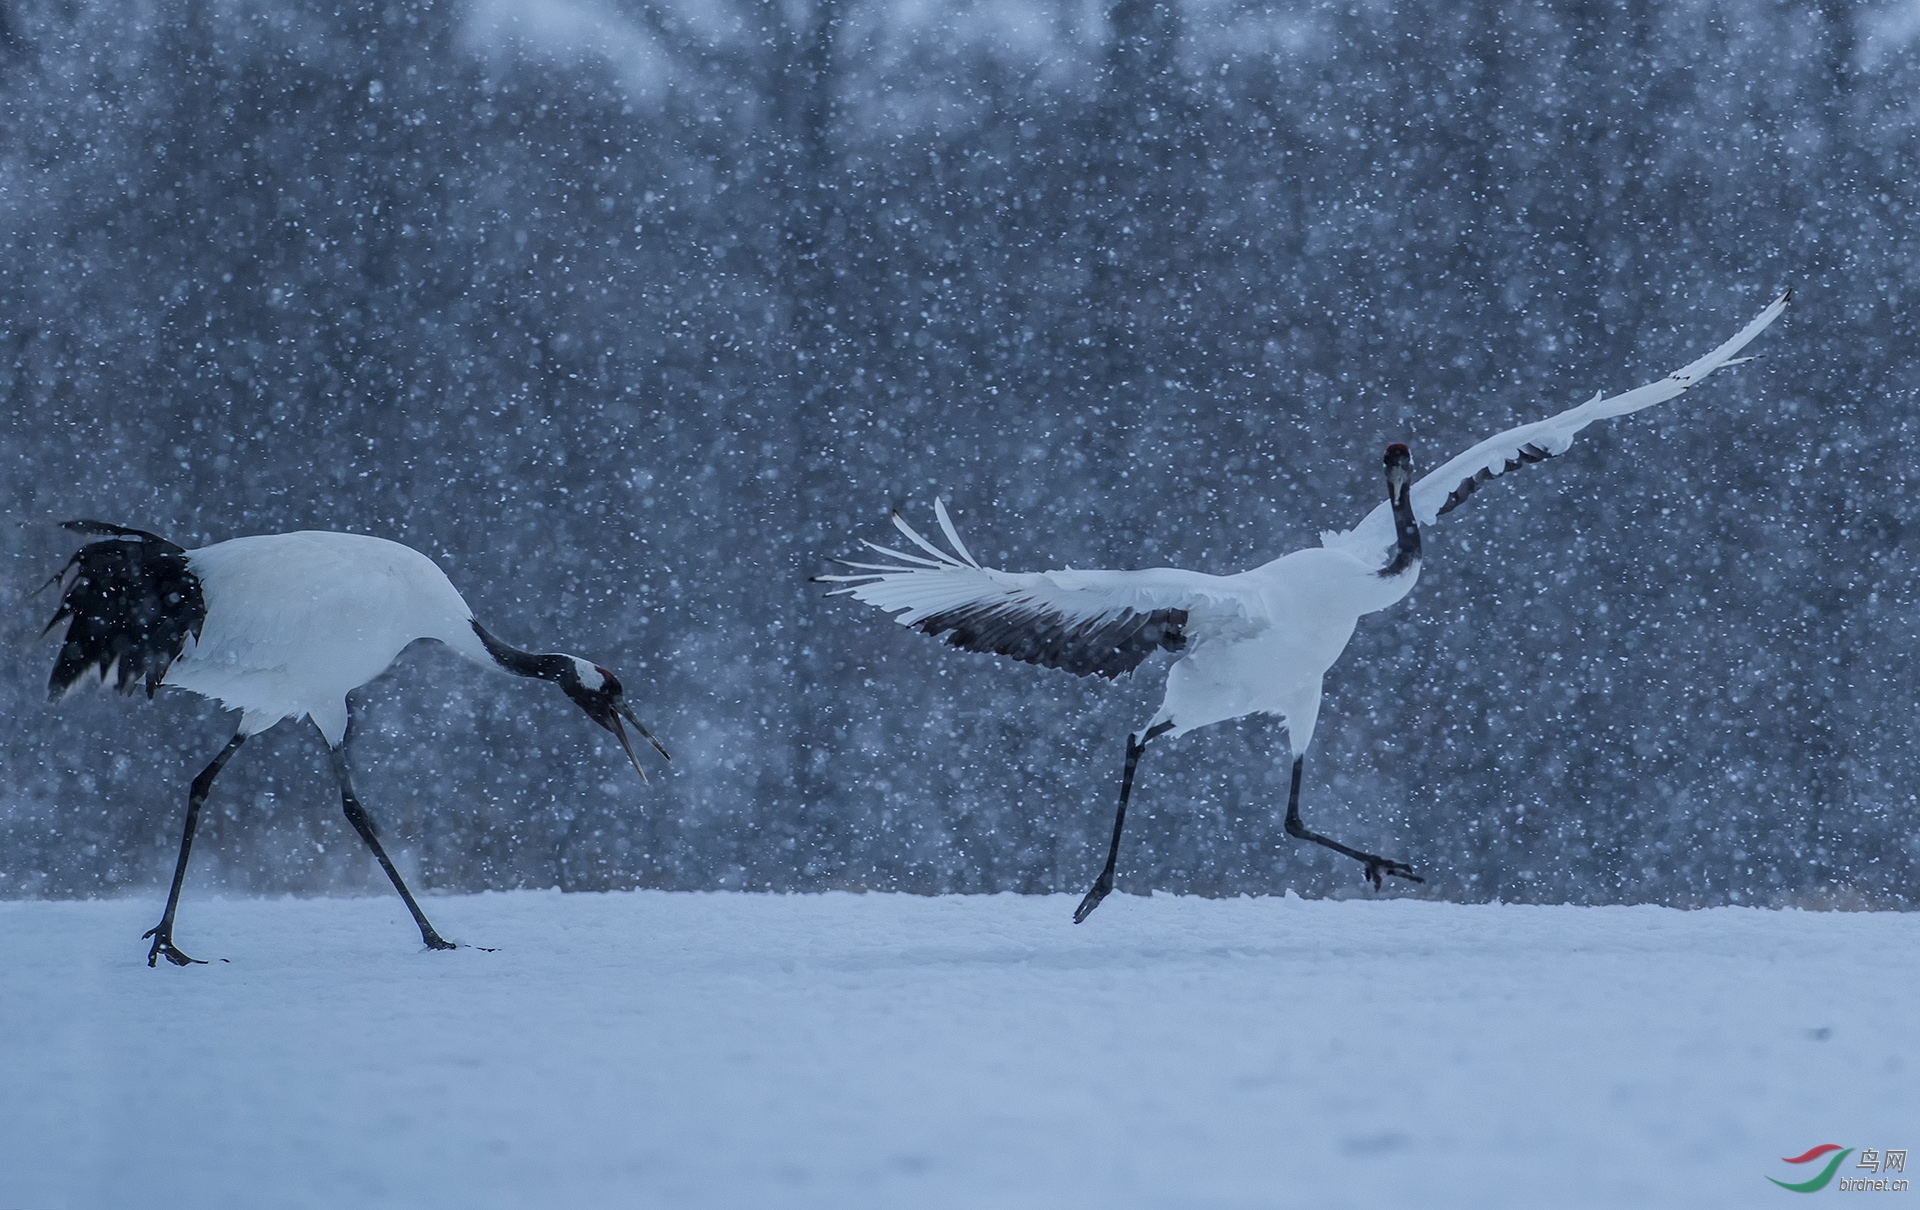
<box><xmin>607</xmin><ymin>712</ymin><xmax>649</xmax><ymax>783</ymax></box>
<box><xmin>1387</xmin><ymin>463</ymin><xmax>1410</xmax><ymax>504</ymax></box>
<box><xmin>616</xmin><ymin>699</ymin><xmax>671</xmax><ymax>763</ymax></box>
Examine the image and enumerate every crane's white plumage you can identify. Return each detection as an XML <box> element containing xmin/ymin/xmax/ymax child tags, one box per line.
<box><xmin>822</xmin><ymin>292</ymin><xmax>1790</xmax><ymax>915</ymax></box>
<box><xmin>167</xmin><ymin>531</ymin><xmax>490</xmax><ymax>745</ymax></box>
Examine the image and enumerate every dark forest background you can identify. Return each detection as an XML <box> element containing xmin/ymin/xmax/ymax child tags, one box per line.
<box><xmin>1</xmin><ymin>0</ymin><xmax>1914</xmax><ymax>907</ymax></box>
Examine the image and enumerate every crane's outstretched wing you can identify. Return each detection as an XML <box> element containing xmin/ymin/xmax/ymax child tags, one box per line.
<box><xmin>815</xmin><ymin>500</ymin><xmax>1260</xmax><ymax>680</ymax></box>
<box><xmin>1322</xmin><ymin>290</ymin><xmax>1791</xmax><ymax>562</ymax></box>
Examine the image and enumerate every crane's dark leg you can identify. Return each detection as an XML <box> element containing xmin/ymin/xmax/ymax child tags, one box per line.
<box><xmin>1282</xmin><ymin>755</ymin><xmax>1422</xmax><ymax>888</ymax></box>
<box><xmin>1074</xmin><ymin>720</ymin><xmax>1175</xmax><ymax>924</ymax></box>
<box><xmin>143</xmin><ymin>731</ymin><xmax>247</xmax><ymax>967</ymax></box>
<box><xmin>328</xmin><ymin>746</ymin><xmax>455</xmax><ymax>951</ymax></box>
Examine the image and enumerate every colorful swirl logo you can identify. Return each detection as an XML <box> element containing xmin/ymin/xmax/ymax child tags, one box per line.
<box><xmin>1769</xmin><ymin>1145</ymin><xmax>1853</xmax><ymax>1193</ymax></box>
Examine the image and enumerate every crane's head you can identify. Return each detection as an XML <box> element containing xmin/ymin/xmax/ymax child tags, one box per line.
<box><xmin>557</xmin><ymin>657</ymin><xmax>671</xmax><ymax>781</ymax></box>
<box><xmin>1383</xmin><ymin>443</ymin><xmax>1413</xmax><ymax>505</ymax></box>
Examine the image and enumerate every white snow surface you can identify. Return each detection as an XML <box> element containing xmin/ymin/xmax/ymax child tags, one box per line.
<box><xmin>1</xmin><ymin>890</ymin><xmax>1912</xmax><ymax>1209</ymax></box>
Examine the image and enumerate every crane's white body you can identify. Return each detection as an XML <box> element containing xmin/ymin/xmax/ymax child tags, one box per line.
<box><xmin>1152</xmin><ymin>546</ymin><xmax>1417</xmax><ymax>747</ymax></box>
<box><xmin>825</xmin><ymin>293</ymin><xmax>1790</xmax><ymax>758</ymax></box>
<box><xmin>163</xmin><ymin>531</ymin><xmax>496</xmax><ymax>746</ymax></box>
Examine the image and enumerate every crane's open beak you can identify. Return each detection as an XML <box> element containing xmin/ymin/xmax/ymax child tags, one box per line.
<box><xmin>608</xmin><ymin>699</ymin><xmax>671</xmax><ymax>783</ymax></box>
<box><xmin>608</xmin><ymin>712</ymin><xmax>648</xmax><ymax>783</ymax></box>
<box><xmin>618</xmin><ymin>699</ymin><xmax>671</xmax><ymax>761</ymax></box>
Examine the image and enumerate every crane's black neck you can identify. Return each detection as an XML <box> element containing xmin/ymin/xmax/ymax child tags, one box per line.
<box><xmin>1379</xmin><ymin>476</ymin><xmax>1422</xmax><ymax>579</ymax></box>
<box><xmin>472</xmin><ymin>620</ymin><xmax>574</xmax><ymax>683</ymax></box>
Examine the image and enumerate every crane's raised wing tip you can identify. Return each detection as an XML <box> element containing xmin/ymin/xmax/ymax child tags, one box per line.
<box><xmin>931</xmin><ymin>495</ymin><xmax>981</xmax><ymax>568</ymax></box>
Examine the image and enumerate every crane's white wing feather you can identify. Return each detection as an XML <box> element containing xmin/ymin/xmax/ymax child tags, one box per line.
<box><xmin>1322</xmin><ymin>290</ymin><xmax>1790</xmax><ymax>561</ymax></box>
<box><xmin>817</xmin><ymin>507</ymin><xmax>1260</xmax><ymax>680</ymax></box>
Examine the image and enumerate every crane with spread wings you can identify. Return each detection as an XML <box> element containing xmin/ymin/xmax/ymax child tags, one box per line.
<box><xmin>818</xmin><ymin>291</ymin><xmax>1790</xmax><ymax>922</ymax></box>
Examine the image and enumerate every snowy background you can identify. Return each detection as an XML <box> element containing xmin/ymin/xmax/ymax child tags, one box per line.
<box><xmin>4</xmin><ymin>890</ymin><xmax>1915</xmax><ymax>1209</ymax></box>
<box><xmin>1</xmin><ymin>0</ymin><xmax>1917</xmax><ymax>907</ymax></box>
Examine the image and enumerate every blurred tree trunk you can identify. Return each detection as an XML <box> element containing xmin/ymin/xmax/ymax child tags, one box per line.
<box><xmin>1457</xmin><ymin>0</ymin><xmax>1508</xmax><ymax>287</ymax></box>
<box><xmin>1801</xmin><ymin>0</ymin><xmax>1860</xmax><ymax>893</ymax></box>
<box><xmin>1817</xmin><ymin>0</ymin><xmax>1854</xmax><ymax>115</ymax></box>
<box><xmin>767</xmin><ymin>0</ymin><xmax>852</xmax><ymax>844</ymax></box>
<box><xmin>1095</xmin><ymin>0</ymin><xmax>1182</xmax><ymax>372</ymax></box>
<box><xmin>1559</xmin><ymin>0</ymin><xmax>1613</xmax><ymax>321</ymax></box>
<box><xmin>1082</xmin><ymin>0</ymin><xmax>1187</xmax><ymax>493</ymax></box>
<box><xmin>623</xmin><ymin>0</ymin><xmax>853</xmax><ymax>865</ymax></box>
<box><xmin>0</xmin><ymin>2</ymin><xmax>23</xmax><ymax>57</ymax></box>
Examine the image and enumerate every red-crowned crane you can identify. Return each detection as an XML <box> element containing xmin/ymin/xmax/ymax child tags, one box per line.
<box><xmin>42</xmin><ymin>527</ymin><xmax>670</xmax><ymax>965</ymax></box>
<box><xmin>819</xmin><ymin>292</ymin><xmax>1789</xmax><ymax>922</ymax></box>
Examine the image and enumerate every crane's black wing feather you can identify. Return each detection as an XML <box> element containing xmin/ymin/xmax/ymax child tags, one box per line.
<box><xmin>818</xmin><ymin>501</ymin><xmax>1257</xmax><ymax>681</ymax></box>
<box><xmin>44</xmin><ymin>524</ymin><xmax>204</xmax><ymax>700</ymax></box>
<box><xmin>911</xmin><ymin>599</ymin><xmax>1188</xmax><ymax>680</ymax></box>
<box><xmin>1433</xmin><ymin>442</ymin><xmax>1554</xmax><ymax>517</ymax></box>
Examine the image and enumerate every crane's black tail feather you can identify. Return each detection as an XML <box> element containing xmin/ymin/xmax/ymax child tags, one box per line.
<box><xmin>44</xmin><ymin>523</ymin><xmax>204</xmax><ymax>700</ymax></box>
<box><xmin>62</xmin><ymin>518</ymin><xmax>174</xmax><ymax>543</ymax></box>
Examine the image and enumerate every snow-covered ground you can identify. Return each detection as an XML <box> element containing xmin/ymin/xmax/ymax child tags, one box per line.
<box><xmin>1</xmin><ymin>891</ymin><xmax>1912</xmax><ymax>1209</ymax></box>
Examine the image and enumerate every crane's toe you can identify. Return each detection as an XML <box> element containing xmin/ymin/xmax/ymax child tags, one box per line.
<box><xmin>1072</xmin><ymin>878</ymin><xmax>1112</xmax><ymax>924</ymax></box>
<box><xmin>141</xmin><ymin>927</ymin><xmax>205</xmax><ymax>967</ymax></box>
<box><xmin>1363</xmin><ymin>857</ymin><xmax>1422</xmax><ymax>889</ymax></box>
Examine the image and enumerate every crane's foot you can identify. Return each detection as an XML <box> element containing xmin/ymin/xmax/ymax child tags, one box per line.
<box><xmin>141</xmin><ymin>925</ymin><xmax>204</xmax><ymax>967</ymax></box>
<box><xmin>1073</xmin><ymin>875</ymin><xmax>1113</xmax><ymax>924</ymax></box>
<box><xmin>420</xmin><ymin>928</ymin><xmax>457</xmax><ymax>952</ymax></box>
<box><xmin>1362</xmin><ymin>856</ymin><xmax>1422</xmax><ymax>889</ymax></box>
